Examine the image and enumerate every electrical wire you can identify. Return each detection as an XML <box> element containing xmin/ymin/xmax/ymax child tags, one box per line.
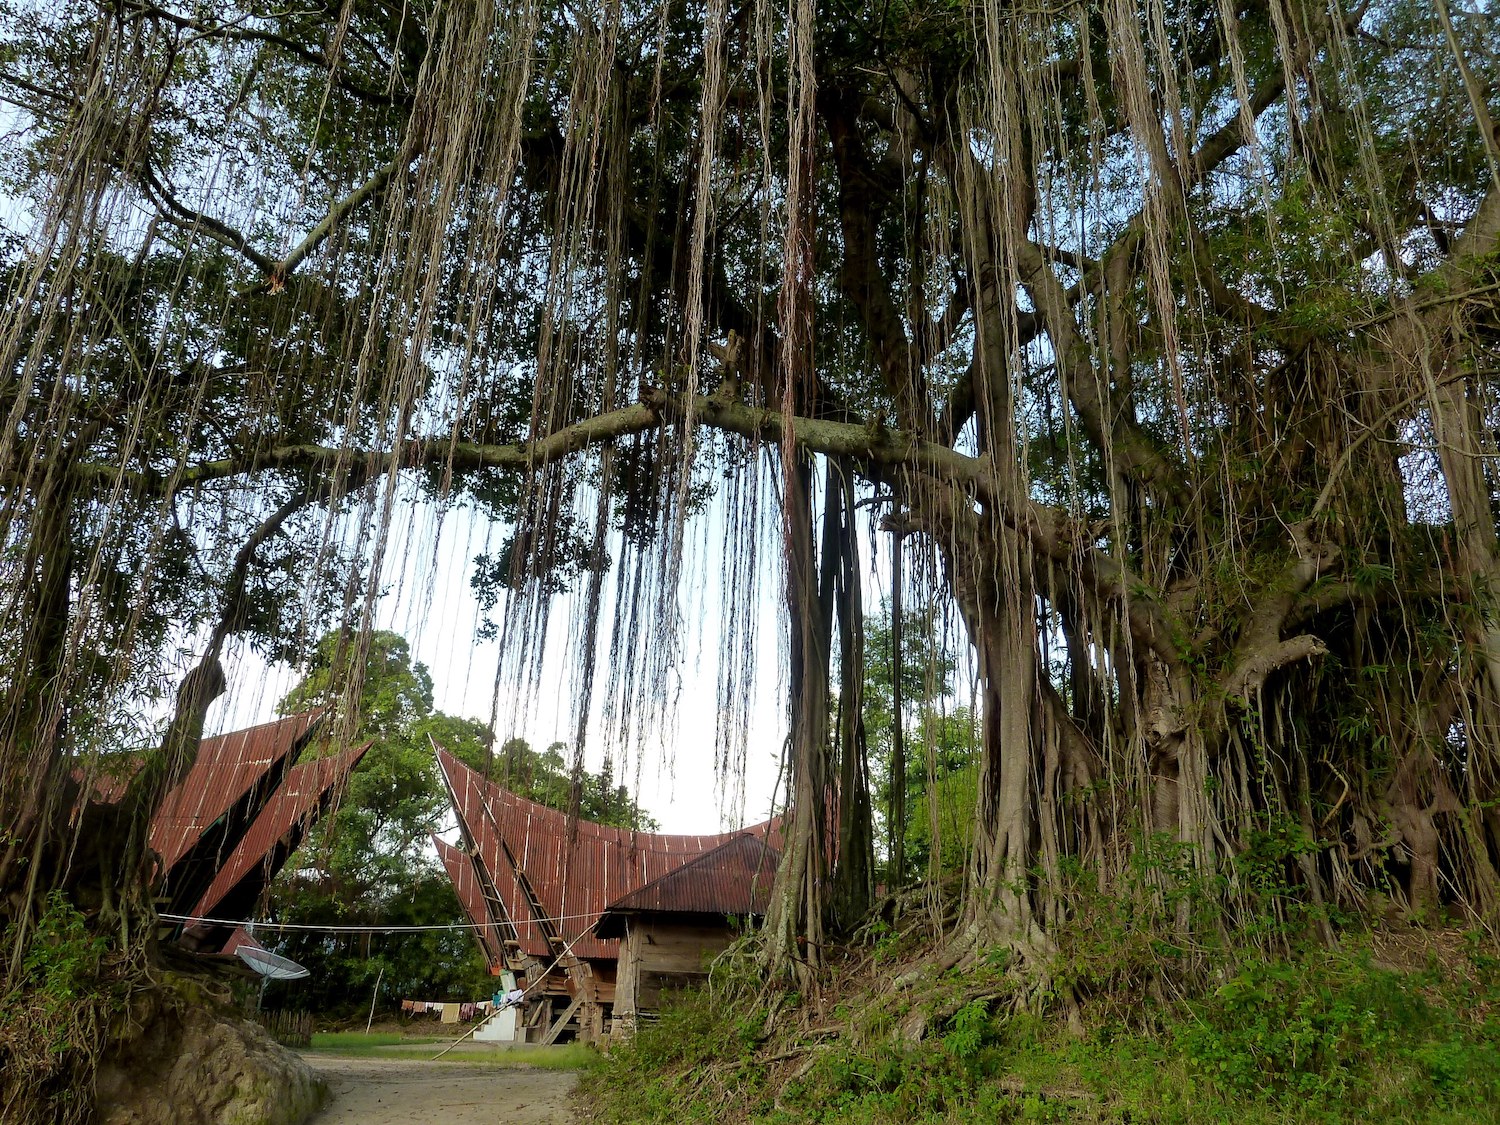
<box><xmin>158</xmin><ymin>910</ymin><xmax>605</xmax><ymax>934</ymax></box>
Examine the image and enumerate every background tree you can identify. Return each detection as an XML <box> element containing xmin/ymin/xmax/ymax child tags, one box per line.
<box><xmin>855</xmin><ymin>605</ymin><xmax>976</xmax><ymax>886</ymax></box>
<box><xmin>494</xmin><ymin>737</ymin><xmax>660</xmax><ymax>832</ymax></box>
<box><xmin>260</xmin><ymin>631</ymin><xmax>495</xmax><ymax>1015</ymax></box>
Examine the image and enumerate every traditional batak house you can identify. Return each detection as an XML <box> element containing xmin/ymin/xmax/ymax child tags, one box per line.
<box><xmin>88</xmin><ymin>710</ymin><xmax>369</xmax><ymax>955</ymax></box>
<box><xmin>433</xmin><ymin>744</ymin><xmax>781</xmax><ymax>1044</ymax></box>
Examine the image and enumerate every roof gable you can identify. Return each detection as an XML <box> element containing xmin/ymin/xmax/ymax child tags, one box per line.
<box><xmin>151</xmin><ymin>710</ymin><xmax>324</xmax><ymax>871</ymax></box>
<box><xmin>189</xmin><ymin>739</ymin><xmax>371</xmax><ymax>922</ymax></box>
<box><xmin>433</xmin><ymin>834</ymin><xmax>508</xmax><ymax>968</ymax></box>
<box><xmin>434</xmin><ymin>744</ymin><xmax>782</xmax><ymax>959</ymax></box>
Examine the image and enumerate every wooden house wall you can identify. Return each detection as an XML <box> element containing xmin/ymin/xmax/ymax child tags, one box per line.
<box><xmin>614</xmin><ymin>918</ymin><xmax>737</xmax><ymax>1022</ymax></box>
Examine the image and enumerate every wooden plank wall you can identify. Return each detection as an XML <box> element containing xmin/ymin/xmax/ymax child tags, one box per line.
<box><xmin>614</xmin><ymin>919</ymin><xmax>736</xmax><ymax>1027</ymax></box>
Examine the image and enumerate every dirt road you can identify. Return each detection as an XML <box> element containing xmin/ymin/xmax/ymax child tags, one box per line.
<box><xmin>304</xmin><ymin>1056</ymin><xmax>578</xmax><ymax>1124</ymax></box>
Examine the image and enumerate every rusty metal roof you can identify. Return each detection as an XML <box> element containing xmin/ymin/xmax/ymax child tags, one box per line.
<box><xmin>433</xmin><ymin>834</ymin><xmax>508</xmax><ymax>970</ymax></box>
<box><xmin>84</xmin><ymin>710</ymin><xmax>320</xmax><ymax>807</ymax></box>
<box><xmin>434</xmin><ymin>744</ymin><xmax>783</xmax><ymax>961</ymax></box>
<box><xmin>592</xmin><ymin>833</ymin><xmax>779</xmax><ymax>939</ymax></box>
<box><xmin>187</xmin><ymin>740</ymin><xmax>371</xmax><ymax>929</ymax></box>
<box><xmin>150</xmin><ymin>710</ymin><xmax>325</xmax><ymax>873</ymax></box>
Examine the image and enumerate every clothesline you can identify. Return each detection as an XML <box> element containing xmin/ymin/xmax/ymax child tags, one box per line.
<box><xmin>158</xmin><ymin>910</ymin><xmax>605</xmax><ymax>934</ymax></box>
<box><xmin>402</xmin><ymin>999</ymin><xmax>493</xmax><ymax>1023</ymax></box>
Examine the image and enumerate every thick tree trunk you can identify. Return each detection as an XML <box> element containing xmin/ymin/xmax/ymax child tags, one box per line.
<box><xmin>946</xmin><ymin>517</ymin><xmax>1049</xmax><ymax>961</ymax></box>
<box><xmin>830</xmin><ymin>463</ymin><xmax>874</xmax><ymax>929</ymax></box>
<box><xmin>764</xmin><ymin>457</ymin><xmax>830</xmax><ymax>987</ymax></box>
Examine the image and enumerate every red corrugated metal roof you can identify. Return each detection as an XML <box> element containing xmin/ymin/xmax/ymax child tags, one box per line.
<box><xmin>86</xmin><ymin>711</ymin><xmax>320</xmax><ymax>808</ymax></box>
<box><xmin>434</xmin><ymin>745</ymin><xmax>783</xmax><ymax>961</ymax></box>
<box><xmin>221</xmin><ymin>929</ymin><xmax>262</xmax><ymax>956</ymax></box>
<box><xmin>188</xmin><ymin>740</ymin><xmax>370</xmax><ymax>921</ymax></box>
<box><xmin>438</xmin><ymin>751</ymin><xmax>555</xmax><ymax>955</ymax></box>
<box><xmin>146</xmin><ymin>711</ymin><xmax>324</xmax><ymax>872</ymax></box>
<box><xmin>433</xmin><ymin>835</ymin><xmax>508</xmax><ymax>969</ymax></box>
<box><xmin>593</xmin><ymin>834</ymin><xmax>779</xmax><ymax>939</ymax></box>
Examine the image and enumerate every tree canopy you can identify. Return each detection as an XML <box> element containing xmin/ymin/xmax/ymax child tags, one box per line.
<box><xmin>2</xmin><ymin>0</ymin><xmax>1500</xmax><ymax>1116</ymax></box>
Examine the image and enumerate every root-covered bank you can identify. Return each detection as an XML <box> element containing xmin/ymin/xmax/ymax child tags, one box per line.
<box><xmin>581</xmin><ymin>924</ymin><xmax>1500</xmax><ymax>1124</ymax></box>
<box><xmin>3</xmin><ymin>0</ymin><xmax>1500</xmax><ymax>1115</ymax></box>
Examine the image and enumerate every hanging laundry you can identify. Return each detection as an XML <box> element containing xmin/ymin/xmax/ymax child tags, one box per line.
<box><xmin>440</xmin><ymin>1002</ymin><xmax>460</xmax><ymax>1024</ymax></box>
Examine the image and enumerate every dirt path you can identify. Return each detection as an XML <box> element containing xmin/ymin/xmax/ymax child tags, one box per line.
<box><xmin>304</xmin><ymin>1056</ymin><xmax>578</xmax><ymax>1124</ymax></box>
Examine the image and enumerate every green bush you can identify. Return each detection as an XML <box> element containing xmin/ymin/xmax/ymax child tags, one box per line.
<box><xmin>0</xmin><ymin>891</ymin><xmax>123</xmax><ymax>1125</ymax></box>
<box><xmin>1176</xmin><ymin>951</ymin><xmax>1500</xmax><ymax>1117</ymax></box>
<box><xmin>2</xmin><ymin>891</ymin><xmax>112</xmax><ymax>1056</ymax></box>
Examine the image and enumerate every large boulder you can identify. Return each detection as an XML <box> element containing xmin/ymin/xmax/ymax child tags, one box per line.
<box><xmin>95</xmin><ymin>980</ymin><xmax>327</xmax><ymax>1125</ymax></box>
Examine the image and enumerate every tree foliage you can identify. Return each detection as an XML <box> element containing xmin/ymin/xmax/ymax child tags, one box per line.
<box><xmin>2</xmin><ymin>0</ymin><xmax>1500</xmax><ymax>1113</ymax></box>
<box><xmin>856</xmin><ymin>606</ymin><xmax>977</xmax><ymax>883</ymax></box>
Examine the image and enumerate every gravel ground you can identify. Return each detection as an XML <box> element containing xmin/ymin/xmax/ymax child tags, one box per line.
<box><xmin>303</xmin><ymin>1055</ymin><xmax>578</xmax><ymax>1124</ymax></box>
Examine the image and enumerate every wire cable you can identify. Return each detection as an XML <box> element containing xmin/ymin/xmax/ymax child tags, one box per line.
<box><xmin>158</xmin><ymin>910</ymin><xmax>605</xmax><ymax>934</ymax></box>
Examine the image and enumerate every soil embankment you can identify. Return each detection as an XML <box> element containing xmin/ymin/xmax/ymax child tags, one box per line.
<box><xmin>304</xmin><ymin>1056</ymin><xmax>577</xmax><ymax>1125</ymax></box>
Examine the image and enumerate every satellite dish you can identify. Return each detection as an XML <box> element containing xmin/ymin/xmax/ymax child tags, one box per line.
<box><xmin>236</xmin><ymin>946</ymin><xmax>311</xmax><ymax>981</ymax></box>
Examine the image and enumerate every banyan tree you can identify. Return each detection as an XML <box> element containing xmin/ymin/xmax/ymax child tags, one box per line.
<box><xmin>2</xmin><ymin>0</ymin><xmax>1498</xmax><ymax>1117</ymax></box>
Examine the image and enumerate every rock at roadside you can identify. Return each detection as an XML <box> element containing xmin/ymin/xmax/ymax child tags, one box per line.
<box><xmin>95</xmin><ymin>988</ymin><xmax>327</xmax><ymax>1125</ymax></box>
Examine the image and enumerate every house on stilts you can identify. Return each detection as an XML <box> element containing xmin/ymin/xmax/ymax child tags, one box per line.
<box><xmin>433</xmin><ymin>744</ymin><xmax>780</xmax><ymax>1044</ymax></box>
<box><xmin>593</xmin><ymin>832</ymin><xmax>778</xmax><ymax>1034</ymax></box>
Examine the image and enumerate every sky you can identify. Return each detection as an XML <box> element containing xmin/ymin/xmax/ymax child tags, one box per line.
<box><xmin>207</xmin><ymin>475</ymin><xmax>793</xmax><ymax>835</ymax></box>
<box><xmin>198</xmin><ymin>451</ymin><xmax>967</xmax><ymax>836</ymax></box>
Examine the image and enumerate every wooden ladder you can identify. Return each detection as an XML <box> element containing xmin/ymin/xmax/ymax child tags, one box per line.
<box><xmin>540</xmin><ymin>993</ymin><xmax>585</xmax><ymax>1046</ymax></box>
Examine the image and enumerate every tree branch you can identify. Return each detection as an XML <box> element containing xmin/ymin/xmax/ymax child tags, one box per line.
<box><xmin>1220</xmin><ymin>634</ymin><xmax>1329</xmax><ymax>704</ymax></box>
<box><xmin>122</xmin><ymin>487</ymin><xmax>313</xmax><ymax>833</ymax></box>
<box><xmin>205</xmin><ymin>488</ymin><xmax>310</xmax><ymax>654</ymax></box>
<box><xmin>1217</xmin><ymin>522</ymin><xmax>1336</xmax><ymax>702</ymax></box>
<box><xmin>119</xmin><ymin>0</ymin><xmax>412</xmax><ymax>107</ymax></box>
<box><xmin>143</xmin><ymin>146</ymin><xmax>404</xmax><ymax>289</ymax></box>
<box><xmin>1017</xmin><ymin>239</ymin><xmax>1185</xmax><ymax>500</ymax></box>
<box><xmin>258</xmin><ymin>155</ymin><xmax>405</xmax><ymax>290</ymax></box>
<box><xmin>140</xmin><ymin>155</ymin><xmax>279</xmax><ymax>275</ymax></box>
<box><xmin>822</xmin><ymin>94</ymin><xmax>928</xmax><ymax>427</ymax></box>
<box><xmin>72</xmin><ymin>389</ymin><xmax>1191</xmax><ymax>664</ymax></box>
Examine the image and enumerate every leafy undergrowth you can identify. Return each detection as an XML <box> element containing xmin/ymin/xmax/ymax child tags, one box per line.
<box><xmin>580</xmin><ymin>928</ymin><xmax>1500</xmax><ymax>1124</ymax></box>
<box><xmin>0</xmin><ymin>891</ymin><xmax>133</xmax><ymax>1125</ymax></box>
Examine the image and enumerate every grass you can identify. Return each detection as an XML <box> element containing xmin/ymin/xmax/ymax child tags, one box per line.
<box><xmin>307</xmin><ymin>1032</ymin><xmax>440</xmax><ymax>1050</ymax></box>
<box><xmin>305</xmin><ymin>1032</ymin><xmax>595</xmax><ymax>1070</ymax></box>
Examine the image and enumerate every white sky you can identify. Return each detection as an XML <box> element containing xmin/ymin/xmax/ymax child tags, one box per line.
<box><xmin>207</xmin><ymin>477</ymin><xmax>792</xmax><ymax>834</ymax></box>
